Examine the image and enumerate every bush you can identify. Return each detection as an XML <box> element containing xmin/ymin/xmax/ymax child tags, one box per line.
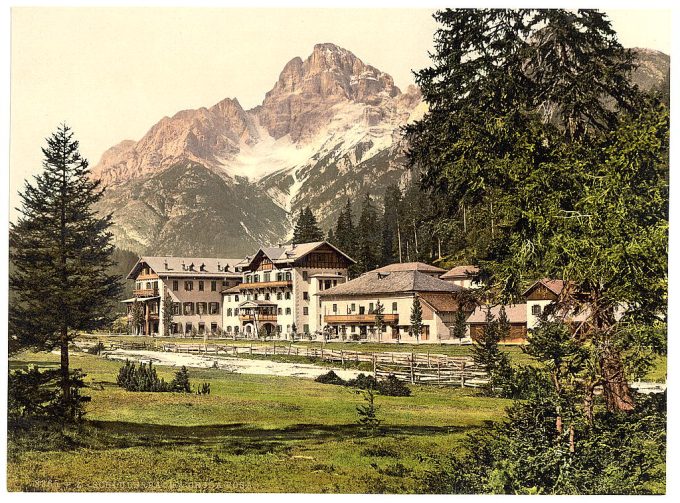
<box><xmin>86</xmin><ymin>342</ymin><xmax>105</xmax><ymax>355</ymax></box>
<box><xmin>170</xmin><ymin>366</ymin><xmax>191</xmax><ymax>393</ymax></box>
<box><xmin>116</xmin><ymin>360</ymin><xmax>169</xmax><ymax>392</ymax></box>
<box><xmin>377</xmin><ymin>374</ymin><xmax>411</xmax><ymax>397</ymax></box>
<box><xmin>9</xmin><ymin>367</ymin><xmax>90</xmax><ymax>423</ymax></box>
<box><xmin>315</xmin><ymin>370</ymin><xmax>346</xmax><ymax>385</ymax></box>
<box><xmin>195</xmin><ymin>382</ymin><xmax>211</xmax><ymax>395</ymax></box>
<box><xmin>347</xmin><ymin>373</ymin><xmax>378</xmax><ymax>390</ymax></box>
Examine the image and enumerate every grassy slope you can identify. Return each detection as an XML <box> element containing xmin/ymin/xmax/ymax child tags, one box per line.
<box><xmin>8</xmin><ymin>351</ymin><xmax>510</xmax><ymax>492</ymax></box>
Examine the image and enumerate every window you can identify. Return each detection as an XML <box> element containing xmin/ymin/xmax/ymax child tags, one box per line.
<box><xmin>172</xmin><ymin>302</ymin><xmax>181</xmax><ymax>315</ymax></box>
<box><xmin>265</xmin><ymin>293</ymin><xmax>270</xmax><ymax>300</ymax></box>
<box><xmin>277</xmin><ymin>292</ymin><xmax>282</xmax><ymax>300</ymax></box>
<box><xmin>171</xmin><ymin>323</ymin><xmax>178</xmax><ymax>334</ymax></box>
<box><xmin>197</xmin><ymin>302</ymin><xmax>207</xmax><ymax>315</ymax></box>
<box><xmin>369</xmin><ymin>302</ymin><xmax>374</xmax><ymax>313</ymax></box>
<box><xmin>286</xmin><ymin>272</ymin><xmax>292</xmax><ymax>281</ymax></box>
<box><xmin>285</xmin><ymin>307</ymin><xmax>291</xmax><ymax>315</ymax></box>
<box><xmin>223</xmin><ymin>280</ymin><xmax>229</xmax><ymax>287</ymax></box>
<box><xmin>302</xmin><ymin>271</ymin><xmax>308</xmax><ymax>281</ymax></box>
<box><xmin>183</xmin><ymin>302</ymin><xmax>194</xmax><ymax>315</ymax></box>
<box><xmin>198</xmin><ymin>281</ymin><xmax>204</xmax><ymax>291</ymax></box>
<box><xmin>351</xmin><ymin>325</ymin><xmax>356</xmax><ymax>333</ymax></box>
<box><xmin>210</xmin><ymin>322</ymin><xmax>218</xmax><ymax>333</ymax></box>
<box><xmin>264</xmin><ymin>272</ymin><xmax>270</xmax><ymax>282</ymax></box>
<box><xmin>359</xmin><ymin>306</ymin><xmax>365</xmax><ymax>315</ymax></box>
<box><xmin>227</xmin><ymin>308</ymin><xmax>232</xmax><ymax>317</ymax></box>
<box><xmin>531</xmin><ymin>305</ymin><xmax>541</xmax><ymax>316</ymax></box>
<box><xmin>234</xmin><ymin>326</ymin><xmax>240</xmax><ymax>335</ymax></box>
<box><xmin>185</xmin><ymin>281</ymin><xmax>193</xmax><ymax>291</ymax></box>
<box><xmin>172</xmin><ymin>280</ymin><xmax>178</xmax><ymax>291</ymax></box>
<box><xmin>226</xmin><ymin>326</ymin><xmax>232</xmax><ymax>333</ymax></box>
<box><xmin>332</xmin><ymin>304</ymin><xmax>338</xmax><ymax>313</ymax></box>
<box><xmin>303</xmin><ymin>292</ymin><xmax>309</xmax><ymax>301</ymax></box>
<box><xmin>392</xmin><ymin>302</ymin><xmax>398</xmax><ymax>312</ymax></box>
<box><xmin>198</xmin><ymin>322</ymin><xmax>205</xmax><ymax>334</ymax></box>
<box><xmin>185</xmin><ymin>322</ymin><xmax>192</xmax><ymax>333</ymax></box>
<box><xmin>350</xmin><ymin>303</ymin><xmax>356</xmax><ymax>312</ymax></box>
<box><xmin>235</xmin><ymin>294</ymin><xmax>239</xmax><ymax>302</ymax></box>
<box><xmin>303</xmin><ymin>307</ymin><xmax>309</xmax><ymax>315</ymax></box>
<box><xmin>211</xmin><ymin>280</ymin><xmax>217</xmax><ymax>291</ymax></box>
<box><xmin>277</xmin><ymin>325</ymin><xmax>282</xmax><ymax>333</ymax></box>
<box><xmin>234</xmin><ymin>308</ymin><xmax>239</xmax><ymax>315</ymax></box>
<box><xmin>146</xmin><ymin>282</ymin><xmax>151</xmax><ymax>289</ymax></box>
<box><xmin>278</xmin><ymin>308</ymin><xmax>283</xmax><ymax>315</ymax></box>
<box><xmin>303</xmin><ymin>324</ymin><xmax>310</xmax><ymax>333</ymax></box>
<box><xmin>226</xmin><ymin>295</ymin><xmax>231</xmax><ymax>303</ymax></box>
<box><xmin>254</xmin><ymin>274</ymin><xmax>260</xmax><ymax>283</ymax></box>
<box><xmin>209</xmin><ymin>302</ymin><xmax>219</xmax><ymax>315</ymax></box>
<box><xmin>285</xmin><ymin>292</ymin><xmax>291</xmax><ymax>300</ymax></box>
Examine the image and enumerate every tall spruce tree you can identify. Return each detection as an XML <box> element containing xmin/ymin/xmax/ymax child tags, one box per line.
<box><xmin>9</xmin><ymin>124</ymin><xmax>122</xmax><ymax>419</ymax></box>
<box><xmin>334</xmin><ymin>199</ymin><xmax>357</xmax><ymax>260</ymax></box>
<box><xmin>406</xmin><ymin>8</ymin><xmax>665</xmax><ymax>412</ymax></box>
<box><xmin>409</xmin><ymin>294</ymin><xmax>424</xmax><ymax>342</ymax></box>
<box><xmin>381</xmin><ymin>184</ymin><xmax>401</xmax><ymax>265</ymax></box>
<box><xmin>355</xmin><ymin>193</ymin><xmax>380</xmax><ymax>275</ymax></box>
<box><xmin>292</xmin><ymin>206</ymin><xmax>324</xmax><ymax>244</ymax></box>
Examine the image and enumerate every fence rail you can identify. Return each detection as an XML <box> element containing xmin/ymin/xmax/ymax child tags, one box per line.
<box><xmin>93</xmin><ymin>340</ymin><xmax>488</xmax><ymax>388</ymax></box>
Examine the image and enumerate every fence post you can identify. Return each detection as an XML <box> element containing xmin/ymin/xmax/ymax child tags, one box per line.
<box><xmin>250</xmin><ymin>344</ymin><xmax>253</xmax><ymax>356</ymax></box>
<box><xmin>373</xmin><ymin>354</ymin><xmax>377</xmax><ymax>379</ymax></box>
<box><xmin>296</xmin><ymin>347</ymin><xmax>299</xmax><ymax>356</ymax></box>
<box><xmin>427</xmin><ymin>351</ymin><xmax>431</xmax><ymax>368</ymax></box>
<box><xmin>273</xmin><ymin>342</ymin><xmax>276</xmax><ymax>356</ymax></box>
<box><xmin>321</xmin><ymin>348</ymin><xmax>324</xmax><ymax>361</ymax></box>
<box><xmin>461</xmin><ymin>360</ymin><xmax>466</xmax><ymax>388</ymax></box>
<box><xmin>410</xmin><ymin>352</ymin><xmax>415</xmax><ymax>384</ymax></box>
<box><xmin>437</xmin><ymin>362</ymin><xmax>441</xmax><ymax>386</ymax></box>
<box><xmin>341</xmin><ymin>350</ymin><xmax>345</xmax><ymax>366</ymax></box>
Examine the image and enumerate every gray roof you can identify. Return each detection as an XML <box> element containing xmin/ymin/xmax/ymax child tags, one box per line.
<box><xmin>128</xmin><ymin>256</ymin><xmax>243</xmax><ymax>279</ymax></box>
<box><xmin>441</xmin><ymin>265</ymin><xmax>480</xmax><ymax>279</ymax></box>
<box><xmin>318</xmin><ymin>270</ymin><xmax>463</xmax><ymax>297</ymax></box>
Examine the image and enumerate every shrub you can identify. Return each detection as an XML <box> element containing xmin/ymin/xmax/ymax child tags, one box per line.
<box><xmin>347</xmin><ymin>373</ymin><xmax>378</xmax><ymax>390</ymax></box>
<box><xmin>170</xmin><ymin>366</ymin><xmax>191</xmax><ymax>393</ymax></box>
<box><xmin>86</xmin><ymin>342</ymin><xmax>105</xmax><ymax>355</ymax></box>
<box><xmin>195</xmin><ymin>382</ymin><xmax>211</xmax><ymax>395</ymax></box>
<box><xmin>116</xmin><ymin>360</ymin><xmax>169</xmax><ymax>392</ymax></box>
<box><xmin>377</xmin><ymin>374</ymin><xmax>411</xmax><ymax>397</ymax></box>
<box><xmin>356</xmin><ymin>388</ymin><xmax>382</xmax><ymax>432</ymax></box>
<box><xmin>315</xmin><ymin>370</ymin><xmax>346</xmax><ymax>385</ymax></box>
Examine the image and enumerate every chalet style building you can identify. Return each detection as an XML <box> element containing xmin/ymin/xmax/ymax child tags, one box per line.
<box><xmin>317</xmin><ymin>265</ymin><xmax>465</xmax><ymax>342</ymax></box>
<box><xmin>466</xmin><ymin>304</ymin><xmax>528</xmax><ymax>342</ymax></box>
<box><xmin>125</xmin><ymin>256</ymin><xmax>242</xmax><ymax>335</ymax></box>
<box><xmin>222</xmin><ymin>241</ymin><xmax>354</xmax><ymax>337</ymax></box>
<box><xmin>440</xmin><ymin>265</ymin><xmax>481</xmax><ymax>289</ymax></box>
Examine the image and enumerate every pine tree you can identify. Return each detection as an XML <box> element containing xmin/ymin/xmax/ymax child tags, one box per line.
<box><xmin>355</xmin><ymin>193</ymin><xmax>380</xmax><ymax>275</ymax></box>
<box><xmin>334</xmin><ymin>199</ymin><xmax>357</xmax><ymax>260</ymax></box>
<box><xmin>381</xmin><ymin>184</ymin><xmax>401</xmax><ymax>265</ymax></box>
<box><xmin>292</xmin><ymin>206</ymin><xmax>324</xmax><ymax>244</ymax></box>
<box><xmin>452</xmin><ymin>310</ymin><xmax>467</xmax><ymax>340</ymax></box>
<box><xmin>9</xmin><ymin>124</ymin><xmax>122</xmax><ymax>420</ymax></box>
<box><xmin>130</xmin><ymin>298</ymin><xmax>144</xmax><ymax>335</ymax></box>
<box><xmin>409</xmin><ymin>294</ymin><xmax>423</xmax><ymax>342</ymax></box>
<box><xmin>162</xmin><ymin>290</ymin><xmax>174</xmax><ymax>337</ymax></box>
<box><xmin>170</xmin><ymin>366</ymin><xmax>191</xmax><ymax>393</ymax></box>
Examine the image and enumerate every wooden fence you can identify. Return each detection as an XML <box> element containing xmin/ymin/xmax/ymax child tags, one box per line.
<box><xmin>97</xmin><ymin>341</ymin><xmax>488</xmax><ymax>388</ymax></box>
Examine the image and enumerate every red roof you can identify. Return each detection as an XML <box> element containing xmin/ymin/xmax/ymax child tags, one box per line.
<box><xmin>522</xmin><ymin>278</ymin><xmax>567</xmax><ymax>297</ymax></box>
<box><xmin>466</xmin><ymin>304</ymin><xmax>527</xmax><ymax>324</ymax></box>
<box><xmin>441</xmin><ymin>265</ymin><xmax>479</xmax><ymax>279</ymax></box>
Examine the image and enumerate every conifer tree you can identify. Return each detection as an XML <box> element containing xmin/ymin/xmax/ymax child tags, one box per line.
<box><xmin>334</xmin><ymin>199</ymin><xmax>357</xmax><ymax>260</ymax></box>
<box><xmin>374</xmin><ymin>300</ymin><xmax>385</xmax><ymax>343</ymax></box>
<box><xmin>409</xmin><ymin>295</ymin><xmax>424</xmax><ymax>342</ymax></box>
<box><xmin>162</xmin><ymin>290</ymin><xmax>174</xmax><ymax>337</ymax></box>
<box><xmin>381</xmin><ymin>184</ymin><xmax>402</xmax><ymax>265</ymax></box>
<box><xmin>355</xmin><ymin>193</ymin><xmax>380</xmax><ymax>275</ymax></box>
<box><xmin>292</xmin><ymin>206</ymin><xmax>324</xmax><ymax>244</ymax></box>
<box><xmin>9</xmin><ymin>124</ymin><xmax>122</xmax><ymax>419</ymax></box>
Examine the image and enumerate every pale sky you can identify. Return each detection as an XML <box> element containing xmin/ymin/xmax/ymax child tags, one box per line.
<box><xmin>8</xmin><ymin>7</ymin><xmax>672</xmax><ymax>220</ymax></box>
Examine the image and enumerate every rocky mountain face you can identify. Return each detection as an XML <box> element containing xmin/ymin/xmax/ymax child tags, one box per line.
<box><xmin>92</xmin><ymin>44</ymin><xmax>668</xmax><ymax>258</ymax></box>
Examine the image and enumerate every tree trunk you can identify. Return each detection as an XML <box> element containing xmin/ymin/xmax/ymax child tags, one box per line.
<box><xmin>60</xmin><ymin>327</ymin><xmax>71</xmax><ymax>418</ymax></box>
<box><xmin>600</xmin><ymin>344</ymin><xmax>635</xmax><ymax>412</ymax></box>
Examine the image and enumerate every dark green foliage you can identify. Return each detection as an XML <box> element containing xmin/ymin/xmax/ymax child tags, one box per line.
<box><xmin>9</xmin><ymin>124</ymin><xmax>121</xmax><ymax>420</ymax></box>
<box><xmin>86</xmin><ymin>342</ymin><xmax>105</xmax><ymax>355</ymax></box>
<box><xmin>315</xmin><ymin>370</ymin><xmax>346</xmax><ymax>385</ymax></box>
<box><xmin>356</xmin><ymin>388</ymin><xmax>382</xmax><ymax>432</ymax></box>
<box><xmin>420</xmin><ymin>392</ymin><xmax>666</xmax><ymax>494</ymax></box>
<box><xmin>162</xmin><ymin>290</ymin><xmax>174</xmax><ymax>337</ymax></box>
<box><xmin>471</xmin><ymin>309</ymin><xmax>512</xmax><ymax>395</ymax></box>
<box><xmin>9</xmin><ymin>368</ymin><xmax>90</xmax><ymax>424</ymax></box>
<box><xmin>292</xmin><ymin>206</ymin><xmax>324</xmax><ymax>244</ymax></box>
<box><xmin>346</xmin><ymin>373</ymin><xmax>378</xmax><ymax>390</ymax></box>
<box><xmin>129</xmin><ymin>299</ymin><xmax>144</xmax><ymax>335</ymax></box>
<box><xmin>451</xmin><ymin>311</ymin><xmax>467</xmax><ymax>340</ymax></box>
<box><xmin>409</xmin><ymin>295</ymin><xmax>424</xmax><ymax>341</ymax></box>
<box><xmin>195</xmin><ymin>382</ymin><xmax>211</xmax><ymax>395</ymax></box>
<box><xmin>116</xmin><ymin>360</ymin><xmax>170</xmax><ymax>392</ymax></box>
<box><xmin>170</xmin><ymin>366</ymin><xmax>192</xmax><ymax>393</ymax></box>
<box><xmin>377</xmin><ymin>375</ymin><xmax>411</xmax><ymax>397</ymax></box>
<box><xmin>354</xmin><ymin>193</ymin><xmax>381</xmax><ymax>275</ymax></box>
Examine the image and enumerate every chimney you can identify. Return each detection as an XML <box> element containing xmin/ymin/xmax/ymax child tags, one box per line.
<box><xmin>181</xmin><ymin>260</ymin><xmax>186</xmax><ymax>271</ymax></box>
<box><xmin>164</xmin><ymin>260</ymin><xmax>168</xmax><ymax>270</ymax></box>
<box><xmin>200</xmin><ymin>263</ymin><xmax>206</xmax><ymax>272</ymax></box>
<box><xmin>189</xmin><ymin>262</ymin><xmax>195</xmax><ymax>271</ymax></box>
<box><xmin>225</xmin><ymin>264</ymin><xmax>230</xmax><ymax>272</ymax></box>
<box><xmin>217</xmin><ymin>262</ymin><xmax>222</xmax><ymax>272</ymax></box>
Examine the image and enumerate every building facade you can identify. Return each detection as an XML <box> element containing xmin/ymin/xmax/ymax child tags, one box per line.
<box><xmin>125</xmin><ymin>256</ymin><xmax>242</xmax><ymax>336</ymax></box>
<box><xmin>222</xmin><ymin>241</ymin><xmax>354</xmax><ymax>338</ymax></box>
<box><xmin>318</xmin><ymin>269</ymin><xmax>465</xmax><ymax>342</ymax></box>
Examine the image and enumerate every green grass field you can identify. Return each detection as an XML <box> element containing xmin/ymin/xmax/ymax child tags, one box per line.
<box><xmin>7</xmin><ymin>351</ymin><xmax>511</xmax><ymax>492</ymax></box>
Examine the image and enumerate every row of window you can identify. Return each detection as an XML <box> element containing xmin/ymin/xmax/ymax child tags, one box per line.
<box><xmin>172</xmin><ymin>280</ymin><xmax>229</xmax><ymax>292</ymax></box>
<box><xmin>135</xmin><ymin>281</ymin><xmax>157</xmax><ymax>290</ymax></box>
<box><xmin>329</xmin><ymin>302</ymin><xmax>399</xmax><ymax>314</ymax></box>
<box><xmin>171</xmin><ymin>322</ymin><xmax>218</xmax><ymax>334</ymax></box>
<box><xmin>226</xmin><ymin>291</ymin><xmax>293</xmax><ymax>303</ymax></box>
<box><xmin>224</xmin><ymin>307</ymin><xmax>294</xmax><ymax>317</ymax></box>
<box><xmin>172</xmin><ymin>302</ymin><xmax>220</xmax><ymax>316</ymax></box>
<box><xmin>243</xmin><ymin>271</ymin><xmax>292</xmax><ymax>284</ymax></box>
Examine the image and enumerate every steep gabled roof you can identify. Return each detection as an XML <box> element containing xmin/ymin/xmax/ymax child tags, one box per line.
<box><xmin>441</xmin><ymin>265</ymin><xmax>480</xmax><ymax>279</ymax></box>
<box><xmin>242</xmin><ymin>241</ymin><xmax>355</xmax><ymax>270</ymax></box>
<box><xmin>466</xmin><ymin>304</ymin><xmax>527</xmax><ymax>324</ymax></box>
<box><xmin>127</xmin><ymin>256</ymin><xmax>242</xmax><ymax>279</ymax></box>
<box><xmin>522</xmin><ymin>278</ymin><xmax>567</xmax><ymax>297</ymax></box>
<box><xmin>373</xmin><ymin>262</ymin><xmax>447</xmax><ymax>274</ymax></box>
<box><xmin>318</xmin><ymin>270</ymin><xmax>463</xmax><ymax>297</ymax></box>
<box><xmin>418</xmin><ymin>292</ymin><xmax>461</xmax><ymax>313</ymax></box>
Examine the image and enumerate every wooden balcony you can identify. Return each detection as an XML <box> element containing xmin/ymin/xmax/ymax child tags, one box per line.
<box><xmin>240</xmin><ymin>280</ymin><xmax>292</xmax><ymax>290</ymax></box>
<box><xmin>239</xmin><ymin>314</ymin><xmax>278</xmax><ymax>322</ymax></box>
<box><xmin>133</xmin><ymin>288</ymin><xmax>159</xmax><ymax>297</ymax></box>
<box><xmin>325</xmin><ymin>313</ymin><xmax>399</xmax><ymax>324</ymax></box>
